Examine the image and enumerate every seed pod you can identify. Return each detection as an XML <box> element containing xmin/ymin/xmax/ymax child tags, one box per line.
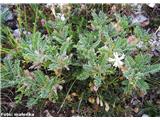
<box><xmin>104</xmin><ymin>101</ymin><xmax>110</xmax><ymax>112</ymax></box>
<box><xmin>88</xmin><ymin>97</ymin><xmax>95</xmax><ymax>104</ymax></box>
<box><xmin>100</xmin><ymin>100</ymin><xmax>103</xmax><ymax>107</ymax></box>
<box><xmin>96</xmin><ymin>97</ymin><xmax>100</xmax><ymax>105</ymax></box>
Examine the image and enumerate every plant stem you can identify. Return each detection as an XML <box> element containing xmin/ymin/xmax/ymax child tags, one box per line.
<box><xmin>77</xmin><ymin>92</ymin><xmax>84</xmax><ymax>115</ymax></box>
<box><xmin>57</xmin><ymin>79</ymin><xmax>77</xmax><ymax>113</ymax></box>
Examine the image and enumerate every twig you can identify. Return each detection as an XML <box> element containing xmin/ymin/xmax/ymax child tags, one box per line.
<box><xmin>57</xmin><ymin>79</ymin><xmax>76</xmax><ymax>114</ymax></box>
<box><xmin>155</xmin><ymin>26</ymin><xmax>160</xmax><ymax>34</ymax></box>
<box><xmin>77</xmin><ymin>92</ymin><xmax>84</xmax><ymax>115</ymax></box>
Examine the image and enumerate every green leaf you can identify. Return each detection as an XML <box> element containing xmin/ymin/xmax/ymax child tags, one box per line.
<box><xmin>77</xmin><ymin>70</ymin><xmax>90</xmax><ymax>80</ymax></box>
<box><xmin>94</xmin><ymin>76</ymin><xmax>102</xmax><ymax>87</ymax></box>
<box><xmin>27</xmin><ymin>98</ymin><xmax>38</xmax><ymax>107</ymax></box>
<box><xmin>135</xmin><ymin>54</ymin><xmax>151</xmax><ymax>67</ymax></box>
<box><xmin>125</xmin><ymin>56</ymin><xmax>136</xmax><ymax>68</ymax></box>
<box><xmin>60</xmin><ymin>37</ymin><xmax>72</xmax><ymax>54</ymax></box>
<box><xmin>137</xmin><ymin>79</ymin><xmax>149</xmax><ymax>93</ymax></box>
<box><xmin>1</xmin><ymin>59</ymin><xmax>22</xmax><ymax>89</ymax></box>
<box><xmin>143</xmin><ymin>64</ymin><xmax>160</xmax><ymax>75</ymax></box>
<box><xmin>34</xmin><ymin>70</ymin><xmax>46</xmax><ymax>84</ymax></box>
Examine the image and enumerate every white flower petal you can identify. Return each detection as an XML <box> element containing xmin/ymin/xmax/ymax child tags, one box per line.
<box><xmin>117</xmin><ymin>60</ymin><xmax>124</xmax><ymax>66</ymax></box>
<box><xmin>108</xmin><ymin>57</ymin><xmax>115</xmax><ymax>62</ymax></box>
<box><xmin>113</xmin><ymin>62</ymin><xmax>118</xmax><ymax>67</ymax></box>
<box><xmin>119</xmin><ymin>53</ymin><xmax>125</xmax><ymax>60</ymax></box>
<box><xmin>109</xmin><ymin>52</ymin><xmax>125</xmax><ymax>68</ymax></box>
<box><xmin>113</xmin><ymin>52</ymin><xmax>118</xmax><ymax>58</ymax></box>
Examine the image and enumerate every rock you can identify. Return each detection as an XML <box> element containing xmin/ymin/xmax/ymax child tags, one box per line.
<box><xmin>13</xmin><ymin>29</ymin><xmax>21</xmax><ymax>38</ymax></box>
<box><xmin>132</xmin><ymin>14</ymin><xmax>149</xmax><ymax>27</ymax></box>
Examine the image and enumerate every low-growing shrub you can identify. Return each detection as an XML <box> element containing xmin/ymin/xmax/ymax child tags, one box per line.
<box><xmin>1</xmin><ymin>5</ymin><xmax>160</xmax><ymax>116</ymax></box>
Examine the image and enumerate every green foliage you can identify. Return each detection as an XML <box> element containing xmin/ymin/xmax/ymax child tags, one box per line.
<box><xmin>75</xmin><ymin>11</ymin><xmax>134</xmax><ymax>89</ymax></box>
<box><xmin>123</xmin><ymin>54</ymin><xmax>160</xmax><ymax>93</ymax></box>
<box><xmin>134</xmin><ymin>26</ymin><xmax>150</xmax><ymax>42</ymax></box>
<box><xmin>115</xmin><ymin>14</ymin><xmax>130</xmax><ymax>30</ymax></box>
<box><xmin>1</xmin><ymin>59</ymin><xmax>64</xmax><ymax>107</ymax></box>
<box><xmin>0</xmin><ymin>6</ymin><xmax>12</xmax><ymax>24</ymax></box>
<box><xmin>1</xmin><ymin>59</ymin><xmax>22</xmax><ymax>88</ymax></box>
<box><xmin>1</xmin><ymin>7</ymin><xmax>160</xmax><ymax>116</ymax></box>
<box><xmin>91</xmin><ymin>10</ymin><xmax>108</xmax><ymax>30</ymax></box>
<box><xmin>15</xmin><ymin>70</ymin><xmax>64</xmax><ymax>107</ymax></box>
<box><xmin>20</xmin><ymin>32</ymin><xmax>49</xmax><ymax>64</ymax></box>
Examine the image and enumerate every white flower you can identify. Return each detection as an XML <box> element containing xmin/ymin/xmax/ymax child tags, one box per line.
<box><xmin>108</xmin><ymin>52</ymin><xmax>125</xmax><ymax>68</ymax></box>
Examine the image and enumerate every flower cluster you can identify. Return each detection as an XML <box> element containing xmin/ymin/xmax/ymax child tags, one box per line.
<box><xmin>108</xmin><ymin>52</ymin><xmax>125</xmax><ymax>68</ymax></box>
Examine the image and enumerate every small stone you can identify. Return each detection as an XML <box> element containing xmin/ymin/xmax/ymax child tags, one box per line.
<box><xmin>13</xmin><ymin>29</ymin><xmax>21</xmax><ymax>38</ymax></box>
<box><xmin>132</xmin><ymin>14</ymin><xmax>149</xmax><ymax>27</ymax></box>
